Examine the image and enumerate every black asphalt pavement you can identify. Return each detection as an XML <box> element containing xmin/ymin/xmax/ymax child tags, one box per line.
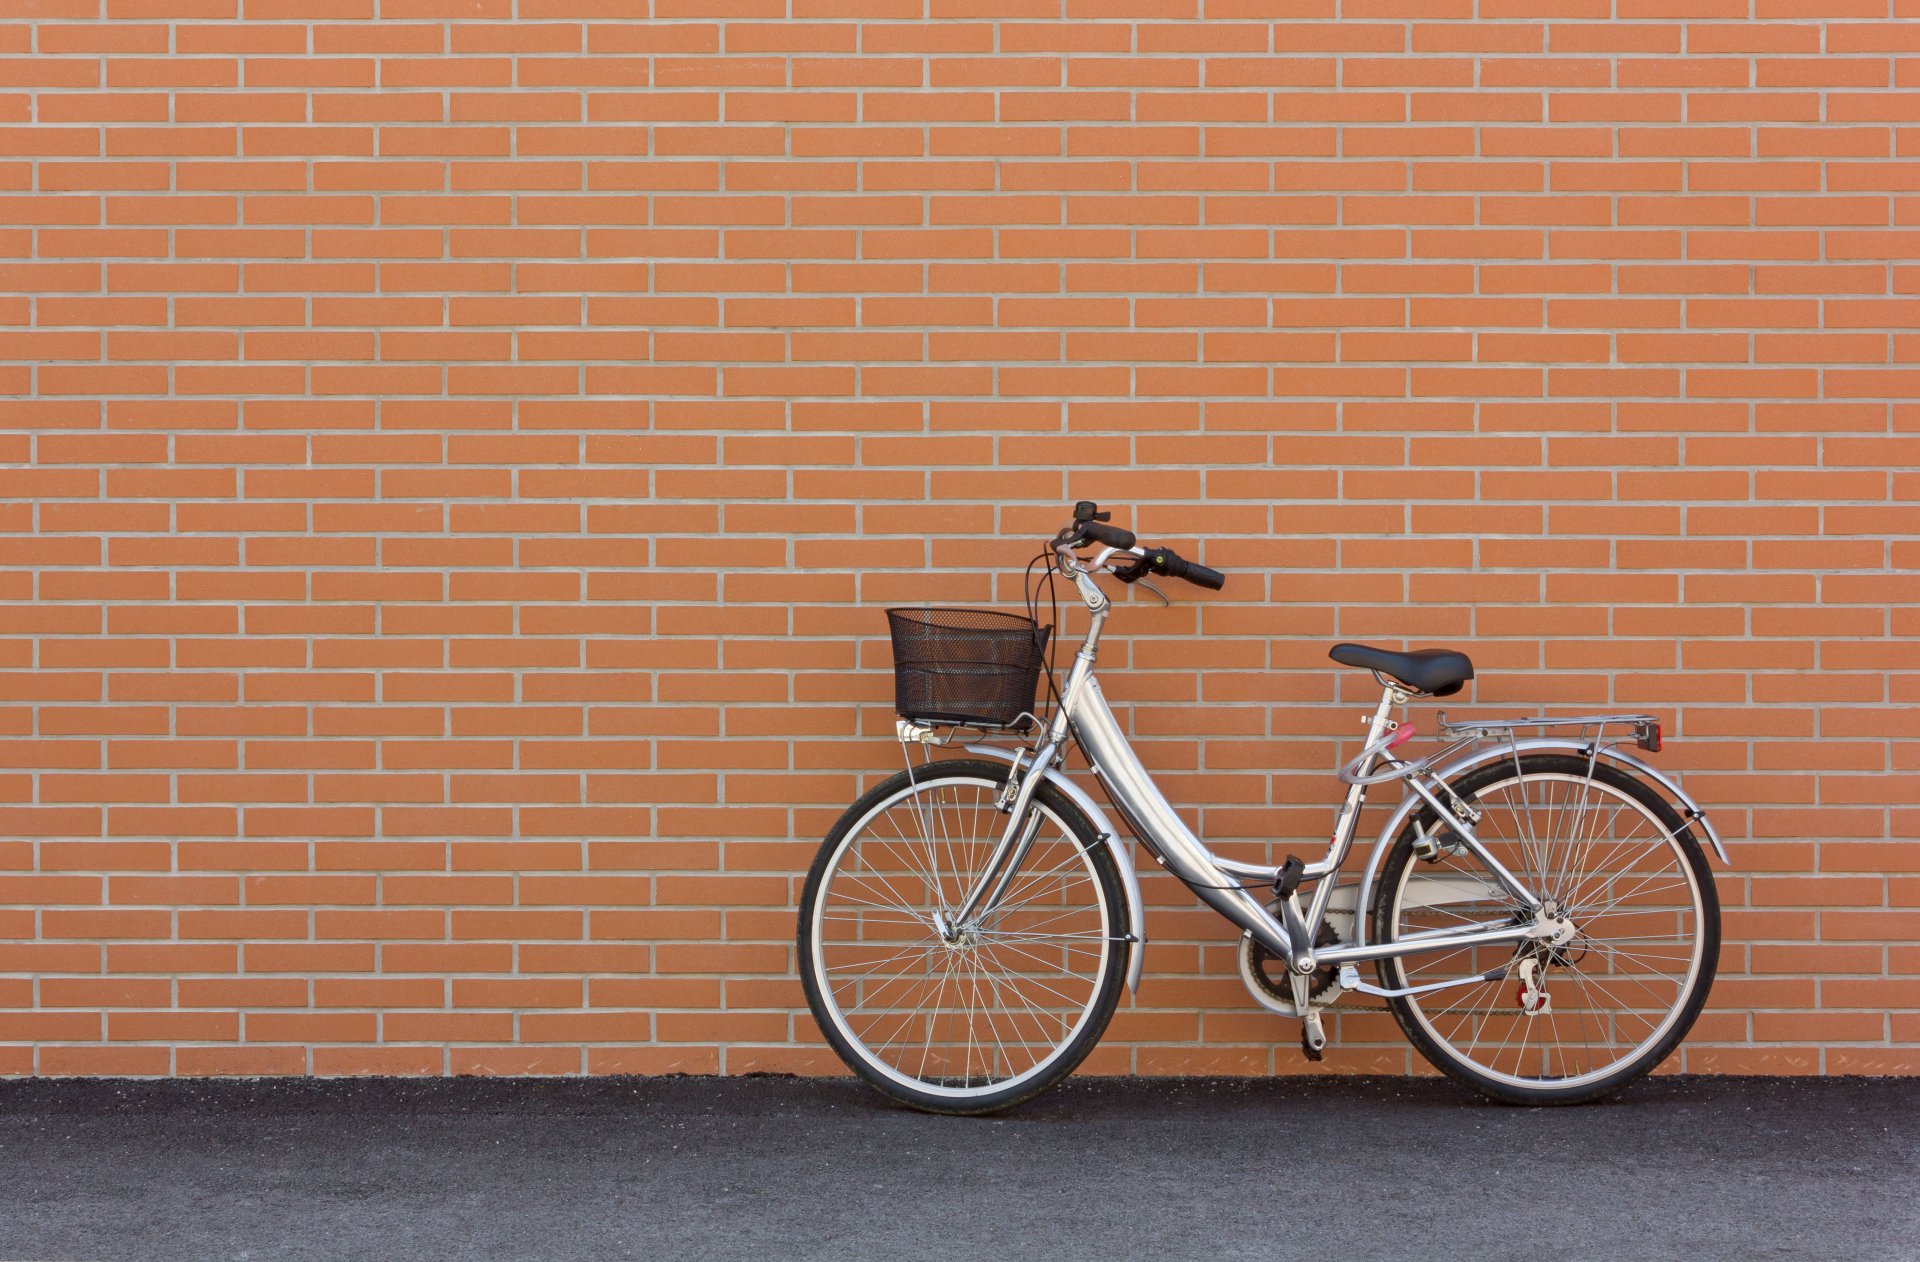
<box><xmin>2</xmin><ymin>1074</ymin><xmax>1915</xmax><ymax>1261</ymax></box>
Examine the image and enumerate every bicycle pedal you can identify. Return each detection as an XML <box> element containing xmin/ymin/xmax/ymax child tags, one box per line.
<box><xmin>1299</xmin><ymin>1009</ymin><xmax>1327</xmax><ymax>1062</ymax></box>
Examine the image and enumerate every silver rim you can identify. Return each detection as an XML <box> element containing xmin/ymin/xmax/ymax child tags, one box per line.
<box><xmin>1386</xmin><ymin>771</ymin><xmax>1708</xmax><ymax>1092</ymax></box>
<box><xmin>808</xmin><ymin>774</ymin><xmax>1113</xmax><ymax>1100</ymax></box>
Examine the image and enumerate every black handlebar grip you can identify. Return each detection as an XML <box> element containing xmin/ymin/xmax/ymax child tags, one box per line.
<box><xmin>1180</xmin><ymin>560</ymin><xmax>1226</xmax><ymax>591</ymax></box>
<box><xmin>1081</xmin><ymin>521</ymin><xmax>1136</xmax><ymax>550</ymax></box>
<box><xmin>1144</xmin><ymin>546</ymin><xmax>1226</xmax><ymax>591</ymax></box>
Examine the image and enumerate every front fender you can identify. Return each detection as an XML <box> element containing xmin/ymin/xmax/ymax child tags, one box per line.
<box><xmin>1350</xmin><ymin>738</ymin><xmax>1730</xmax><ymax>950</ymax></box>
<box><xmin>963</xmin><ymin>743</ymin><xmax>1147</xmax><ymax>996</ymax></box>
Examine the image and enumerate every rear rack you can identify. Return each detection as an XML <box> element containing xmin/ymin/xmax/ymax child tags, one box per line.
<box><xmin>1437</xmin><ymin>712</ymin><xmax>1663</xmax><ymax>753</ymax></box>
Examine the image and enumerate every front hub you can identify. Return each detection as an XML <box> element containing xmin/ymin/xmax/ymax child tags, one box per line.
<box><xmin>932</xmin><ymin>909</ymin><xmax>981</xmax><ymax>949</ymax></box>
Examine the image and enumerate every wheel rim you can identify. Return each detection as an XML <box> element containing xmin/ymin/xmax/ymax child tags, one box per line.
<box><xmin>808</xmin><ymin>775</ymin><xmax>1113</xmax><ymax>1100</ymax></box>
<box><xmin>1386</xmin><ymin>771</ymin><xmax>1708</xmax><ymax>1092</ymax></box>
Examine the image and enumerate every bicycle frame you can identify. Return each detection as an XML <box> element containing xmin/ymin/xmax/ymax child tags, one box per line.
<box><xmin>942</xmin><ymin>539</ymin><xmax>1720</xmax><ymax>997</ymax></box>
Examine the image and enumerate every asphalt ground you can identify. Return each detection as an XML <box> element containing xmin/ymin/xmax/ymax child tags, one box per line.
<box><xmin>2</xmin><ymin>1074</ymin><xmax>1915</xmax><ymax>1262</ymax></box>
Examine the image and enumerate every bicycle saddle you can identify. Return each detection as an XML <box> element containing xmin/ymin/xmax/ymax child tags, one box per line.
<box><xmin>1328</xmin><ymin>642</ymin><xmax>1474</xmax><ymax>697</ymax></box>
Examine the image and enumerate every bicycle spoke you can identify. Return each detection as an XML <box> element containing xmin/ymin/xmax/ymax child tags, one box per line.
<box><xmin>823</xmin><ymin>888</ymin><xmax>927</xmax><ymax>920</ymax></box>
<box><xmin>878</xmin><ymin>805</ymin><xmax>950</xmax><ymax>907</ymax></box>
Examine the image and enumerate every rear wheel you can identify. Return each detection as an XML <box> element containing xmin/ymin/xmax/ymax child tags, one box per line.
<box><xmin>1371</xmin><ymin>755</ymin><xmax>1719</xmax><ymax>1105</ymax></box>
<box><xmin>798</xmin><ymin>759</ymin><xmax>1129</xmax><ymax>1115</ymax></box>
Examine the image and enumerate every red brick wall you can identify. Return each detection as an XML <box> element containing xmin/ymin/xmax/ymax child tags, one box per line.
<box><xmin>3</xmin><ymin>1</ymin><xmax>1916</xmax><ymax>1078</ymax></box>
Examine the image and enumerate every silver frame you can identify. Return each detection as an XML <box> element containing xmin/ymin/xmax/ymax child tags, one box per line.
<box><xmin>939</xmin><ymin>531</ymin><xmax>1726</xmax><ymax>995</ymax></box>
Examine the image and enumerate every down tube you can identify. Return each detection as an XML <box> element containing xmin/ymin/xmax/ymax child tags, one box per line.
<box><xmin>1069</xmin><ymin>676</ymin><xmax>1295</xmax><ymax>960</ymax></box>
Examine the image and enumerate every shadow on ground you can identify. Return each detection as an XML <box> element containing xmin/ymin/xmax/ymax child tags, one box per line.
<box><xmin>2</xmin><ymin>1074</ymin><xmax>1915</xmax><ymax>1261</ymax></box>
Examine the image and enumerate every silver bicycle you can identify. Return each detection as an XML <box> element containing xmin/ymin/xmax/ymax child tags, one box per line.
<box><xmin>799</xmin><ymin>503</ymin><xmax>1724</xmax><ymax>1114</ymax></box>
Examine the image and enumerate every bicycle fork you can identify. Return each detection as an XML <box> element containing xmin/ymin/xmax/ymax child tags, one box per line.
<box><xmin>945</xmin><ymin>740</ymin><xmax>1058</xmax><ymax>934</ymax></box>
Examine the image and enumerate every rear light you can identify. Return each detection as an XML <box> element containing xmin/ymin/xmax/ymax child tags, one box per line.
<box><xmin>1636</xmin><ymin>721</ymin><xmax>1663</xmax><ymax>753</ymax></box>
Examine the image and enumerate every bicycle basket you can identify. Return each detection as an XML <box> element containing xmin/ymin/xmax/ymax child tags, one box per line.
<box><xmin>887</xmin><ymin>607</ymin><xmax>1052</xmax><ymax>730</ymax></box>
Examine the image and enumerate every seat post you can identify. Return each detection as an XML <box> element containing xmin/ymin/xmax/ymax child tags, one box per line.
<box><xmin>1310</xmin><ymin>680</ymin><xmax>1416</xmax><ymax>894</ymax></box>
<box><xmin>1365</xmin><ymin>679</ymin><xmax>1410</xmax><ymax>747</ymax></box>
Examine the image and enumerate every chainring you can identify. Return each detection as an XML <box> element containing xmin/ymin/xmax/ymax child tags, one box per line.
<box><xmin>1242</xmin><ymin>905</ymin><xmax>1343</xmax><ymax>1008</ymax></box>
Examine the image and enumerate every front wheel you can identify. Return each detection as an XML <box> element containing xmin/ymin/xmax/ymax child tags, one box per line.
<box><xmin>798</xmin><ymin>759</ymin><xmax>1129</xmax><ymax>1115</ymax></box>
<box><xmin>1371</xmin><ymin>754</ymin><xmax>1720</xmax><ymax>1105</ymax></box>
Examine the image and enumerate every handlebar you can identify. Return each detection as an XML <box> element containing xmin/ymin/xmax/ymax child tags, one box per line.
<box><xmin>1056</xmin><ymin>503</ymin><xmax>1226</xmax><ymax>593</ymax></box>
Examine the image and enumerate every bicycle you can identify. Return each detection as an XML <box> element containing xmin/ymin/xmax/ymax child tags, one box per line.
<box><xmin>798</xmin><ymin>502</ymin><xmax>1725</xmax><ymax>1114</ymax></box>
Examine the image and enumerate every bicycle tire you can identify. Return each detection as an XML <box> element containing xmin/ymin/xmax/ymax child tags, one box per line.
<box><xmin>1370</xmin><ymin>754</ymin><xmax>1720</xmax><ymax>1105</ymax></box>
<box><xmin>798</xmin><ymin>758</ymin><xmax>1130</xmax><ymax>1116</ymax></box>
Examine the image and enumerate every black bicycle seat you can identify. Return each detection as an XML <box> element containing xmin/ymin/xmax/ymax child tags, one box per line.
<box><xmin>1328</xmin><ymin>643</ymin><xmax>1474</xmax><ymax>697</ymax></box>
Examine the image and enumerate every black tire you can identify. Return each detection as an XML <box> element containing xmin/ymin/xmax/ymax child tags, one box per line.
<box><xmin>798</xmin><ymin>759</ymin><xmax>1130</xmax><ymax>1116</ymax></box>
<box><xmin>1370</xmin><ymin>754</ymin><xmax>1720</xmax><ymax>1106</ymax></box>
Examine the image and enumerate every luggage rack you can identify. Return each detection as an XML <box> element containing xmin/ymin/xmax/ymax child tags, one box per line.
<box><xmin>1436</xmin><ymin>712</ymin><xmax>1664</xmax><ymax>754</ymax></box>
<box><xmin>894</xmin><ymin>715</ymin><xmax>1044</xmax><ymax>748</ymax></box>
<box><xmin>1337</xmin><ymin>711</ymin><xmax>1663</xmax><ymax>787</ymax></box>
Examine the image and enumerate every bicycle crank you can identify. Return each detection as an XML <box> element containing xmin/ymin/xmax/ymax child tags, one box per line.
<box><xmin>1300</xmin><ymin>1007</ymin><xmax>1327</xmax><ymax>1061</ymax></box>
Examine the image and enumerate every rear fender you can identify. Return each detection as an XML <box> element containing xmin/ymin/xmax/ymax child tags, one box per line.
<box><xmin>1350</xmin><ymin>737</ymin><xmax>1729</xmax><ymax>950</ymax></box>
<box><xmin>963</xmin><ymin>743</ymin><xmax>1147</xmax><ymax>996</ymax></box>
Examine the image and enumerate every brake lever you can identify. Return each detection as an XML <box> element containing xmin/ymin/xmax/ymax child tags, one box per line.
<box><xmin>1108</xmin><ymin>554</ymin><xmax>1169</xmax><ymax>603</ymax></box>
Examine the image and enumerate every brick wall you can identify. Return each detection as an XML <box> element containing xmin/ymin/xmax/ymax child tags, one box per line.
<box><xmin>3</xmin><ymin>1</ymin><xmax>1916</xmax><ymax>1078</ymax></box>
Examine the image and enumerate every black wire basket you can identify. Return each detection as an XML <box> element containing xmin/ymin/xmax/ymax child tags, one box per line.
<box><xmin>887</xmin><ymin>607</ymin><xmax>1052</xmax><ymax>730</ymax></box>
